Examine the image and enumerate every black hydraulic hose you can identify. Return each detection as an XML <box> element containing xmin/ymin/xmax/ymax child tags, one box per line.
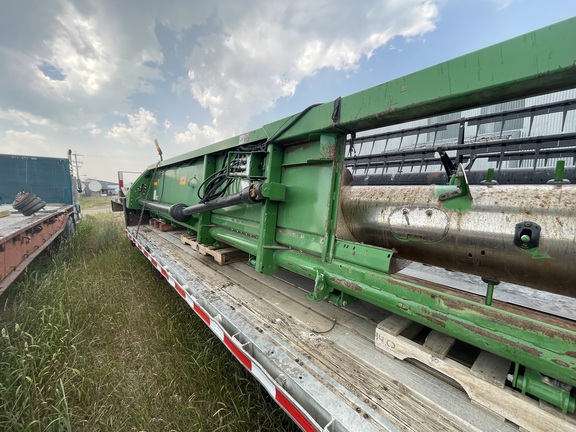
<box><xmin>138</xmin><ymin>183</ymin><xmax>265</xmax><ymax>223</ymax></box>
<box><xmin>265</xmin><ymin>103</ymin><xmax>322</xmax><ymax>144</ymax></box>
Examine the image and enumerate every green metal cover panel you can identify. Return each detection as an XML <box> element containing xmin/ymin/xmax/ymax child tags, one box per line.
<box><xmin>0</xmin><ymin>154</ymin><xmax>73</xmax><ymax>205</ymax></box>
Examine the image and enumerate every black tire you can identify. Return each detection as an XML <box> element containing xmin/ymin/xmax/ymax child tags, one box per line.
<box><xmin>13</xmin><ymin>192</ymin><xmax>46</xmax><ymax>216</ymax></box>
<box><xmin>19</xmin><ymin>197</ymin><xmax>44</xmax><ymax>215</ymax></box>
<box><xmin>61</xmin><ymin>216</ymin><xmax>76</xmax><ymax>240</ymax></box>
<box><xmin>13</xmin><ymin>191</ymin><xmax>35</xmax><ymax>210</ymax></box>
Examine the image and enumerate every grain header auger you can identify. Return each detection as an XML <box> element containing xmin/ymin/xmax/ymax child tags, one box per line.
<box><xmin>124</xmin><ymin>18</ymin><xmax>576</xmax><ymax>413</ymax></box>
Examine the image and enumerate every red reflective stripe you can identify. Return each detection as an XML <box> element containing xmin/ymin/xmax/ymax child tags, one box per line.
<box><xmin>174</xmin><ymin>283</ymin><xmax>186</xmax><ymax>299</ymax></box>
<box><xmin>119</xmin><ymin>179</ymin><xmax>124</xmax><ymax>188</ymax></box>
<box><xmin>224</xmin><ymin>334</ymin><xmax>252</xmax><ymax>371</ymax></box>
<box><xmin>276</xmin><ymin>390</ymin><xmax>317</xmax><ymax>432</ymax></box>
<box><xmin>130</xmin><ymin>230</ymin><xmax>316</xmax><ymax>430</ymax></box>
<box><xmin>193</xmin><ymin>303</ymin><xmax>210</xmax><ymax>325</ymax></box>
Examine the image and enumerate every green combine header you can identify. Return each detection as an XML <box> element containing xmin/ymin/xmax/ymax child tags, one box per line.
<box><xmin>119</xmin><ymin>18</ymin><xmax>576</xmax><ymax>431</ymax></box>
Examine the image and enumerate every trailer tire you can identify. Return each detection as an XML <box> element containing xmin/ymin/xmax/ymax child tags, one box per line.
<box><xmin>61</xmin><ymin>216</ymin><xmax>76</xmax><ymax>240</ymax></box>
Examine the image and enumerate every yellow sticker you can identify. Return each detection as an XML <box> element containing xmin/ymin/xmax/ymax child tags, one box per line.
<box><xmin>180</xmin><ymin>176</ymin><xmax>187</xmax><ymax>185</ymax></box>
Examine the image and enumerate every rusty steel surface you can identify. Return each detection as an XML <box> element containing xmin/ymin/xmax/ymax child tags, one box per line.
<box><xmin>0</xmin><ymin>205</ymin><xmax>73</xmax><ymax>295</ymax></box>
<box><xmin>340</xmin><ymin>184</ymin><xmax>576</xmax><ymax>297</ymax></box>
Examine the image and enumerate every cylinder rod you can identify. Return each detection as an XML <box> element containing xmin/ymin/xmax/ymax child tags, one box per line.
<box><xmin>138</xmin><ymin>183</ymin><xmax>264</xmax><ymax>223</ymax></box>
<box><xmin>181</xmin><ymin>184</ymin><xmax>262</xmax><ymax>216</ymax></box>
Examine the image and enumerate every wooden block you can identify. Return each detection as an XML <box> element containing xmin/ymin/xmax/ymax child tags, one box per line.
<box><xmin>180</xmin><ymin>235</ymin><xmax>199</xmax><ymax>251</ymax></box>
<box><xmin>377</xmin><ymin>314</ymin><xmax>412</xmax><ymax>336</ymax></box>
<box><xmin>423</xmin><ymin>330</ymin><xmax>455</xmax><ymax>359</ymax></box>
<box><xmin>150</xmin><ymin>218</ymin><xmax>174</xmax><ymax>231</ymax></box>
<box><xmin>181</xmin><ymin>236</ymin><xmax>247</xmax><ymax>265</ymax></box>
<box><xmin>197</xmin><ymin>244</ymin><xmax>214</xmax><ymax>256</ymax></box>
<box><xmin>375</xmin><ymin>322</ymin><xmax>575</xmax><ymax>431</ymax></box>
<box><xmin>470</xmin><ymin>351</ymin><xmax>511</xmax><ymax>388</ymax></box>
<box><xmin>180</xmin><ymin>234</ymin><xmax>196</xmax><ymax>244</ymax></box>
<box><xmin>204</xmin><ymin>246</ymin><xmax>248</xmax><ymax>265</ymax></box>
<box><xmin>0</xmin><ymin>209</ymin><xmax>10</xmax><ymax>218</ymax></box>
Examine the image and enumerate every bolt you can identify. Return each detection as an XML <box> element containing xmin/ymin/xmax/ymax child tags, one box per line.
<box><xmin>524</xmin><ymin>222</ymin><xmax>532</xmax><ymax>227</ymax></box>
<box><xmin>426</xmin><ymin>209</ymin><xmax>433</xmax><ymax>216</ymax></box>
<box><xmin>402</xmin><ymin>208</ymin><xmax>410</xmax><ymax>214</ymax></box>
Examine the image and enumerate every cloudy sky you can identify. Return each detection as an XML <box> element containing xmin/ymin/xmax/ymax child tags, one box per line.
<box><xmin>1</xmin><ymin>0</ymin><xmax>575</xmax><ymax>182</ymax></box>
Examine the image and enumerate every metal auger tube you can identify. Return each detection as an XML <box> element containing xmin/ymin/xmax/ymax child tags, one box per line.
<box><xmin>339</xmin><ymin>183</ymin><xmax>576</xmax><ymax>297</ymax></box>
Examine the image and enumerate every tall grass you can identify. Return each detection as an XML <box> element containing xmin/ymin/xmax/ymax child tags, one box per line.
<box><xmin>0</xmin><ymin>214</ymin><xmax>298</xmax><ymax>431</ymax></box>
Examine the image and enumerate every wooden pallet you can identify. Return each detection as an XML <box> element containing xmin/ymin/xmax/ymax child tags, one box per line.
<box><xmin>375</xmin><ymin>314</ymin><xmax>576</xmax><ymax>432</ymax></box>
<box><xmin>150</xmin><ymin>218</ymin><xmax>175</xmax><ymax>232</ymax></box>
<box><xmin>180</xmin><ymin>234</ymin><xmax>248</xmax><ymax>265</ymax></box>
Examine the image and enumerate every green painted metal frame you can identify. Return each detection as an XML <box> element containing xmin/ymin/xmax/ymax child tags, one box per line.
<box><xmin>126</xmin><ymin>18</ymin><xmax>576</xmax><ymax>401</ymax></box>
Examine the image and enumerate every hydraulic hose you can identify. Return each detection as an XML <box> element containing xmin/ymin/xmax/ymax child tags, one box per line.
<box><xmin>138</xmin><ymin>182</ymin><xmax>265</xmax><ymax>223</ymax></box>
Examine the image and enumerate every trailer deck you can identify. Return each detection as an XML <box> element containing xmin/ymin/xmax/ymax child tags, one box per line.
<box><xmin>127</xmin><ymin>224</ymin><xmax>576</xmax><ymax>431</ymax></box>
<box><xmin>0</xmin><ymin>204</ymin><xmax>74</xmax><ymax>295</ymax></box>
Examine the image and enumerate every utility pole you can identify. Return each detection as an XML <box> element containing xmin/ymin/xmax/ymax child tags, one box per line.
<box><xmin>72</xmin><ymin>152</ymin><xmax>83</xmax><ymax>193</ymax></box>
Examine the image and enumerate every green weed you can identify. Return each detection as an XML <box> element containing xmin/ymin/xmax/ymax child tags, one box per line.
<box><xmin>0</xmin><ymin>215</ymin><xmax>298</xmax><ymax>431</ymax></box>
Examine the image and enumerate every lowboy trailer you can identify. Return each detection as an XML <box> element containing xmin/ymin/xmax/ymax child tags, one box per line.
<box><xmin>119</xmin><ymin>18</ymin><xmax>576</xmax><ymax>431</ymax></box>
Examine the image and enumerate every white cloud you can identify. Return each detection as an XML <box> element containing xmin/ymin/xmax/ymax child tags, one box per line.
<box><xmin>174</xmin><ymin>122</ymin><xmax>226</xmax><ymax>147</ymax></box>
<box><xmin>184</xmin><ymin>0</ymin><xmax>439</xmax><ymax>134</ymax></box>
<box><xmin>0</xmin><ymin>1</ymin><xmax>439</xmax><ymax>135</ymax></box>
<box><xmin>0</xmin><ymin>0</ymin><xmax>440</xmax><ymax>176</ymax></box>
<box><xmin>48</xmin><ymin>3</ymin><xmax>116</xmax><ymax>96</ymax></box>
<box><xmin>105</xmin><ymin>108</ymin><xmax>158</xmax><ymax>146</ymax></box>
<box><xmin>0</xmin><ymin>109</ymin><xmax>50</xmax><ymax>127</ymax></box>
<box><xmin>487</xmin><ymin>0</ymin><xmax>514</xmax><ymax>11</ymax></box>
<box><xmin>0</xmin><ymin>130</ymin><xmax>49</xmax><ymax>154</ymax></box>
<box><xmin>0</xmin><ymin>1</ymin><xmax>165</xmax><ymax>127</ymax></box>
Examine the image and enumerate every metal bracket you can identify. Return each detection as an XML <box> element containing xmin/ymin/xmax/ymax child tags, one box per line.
<box><xmin>308</xmin><ymin>269</ymin><xmax>330</xmax><ymax>302</ymax></box>
<box><xmin>438</xmin><ymin>163</ymin><xmax>473</xmax><ymax>202</ymax></box>
<box><xmin>260</xmin><ymin>182</ymin><xmax>286</xmax><ymax>201</ymax></box>
<box><xmin>328</xmin><ymin>291</ymin><xmax>358</xmax><ymax>308</ymax></box>
<box><xmin>514</xmin><ymin>221</ymin><xmax>541</xmax><ymax>249</ymax></box>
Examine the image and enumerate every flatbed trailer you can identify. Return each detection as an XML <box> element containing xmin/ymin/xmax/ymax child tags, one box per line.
<box><xmin>126</xmin><ymin>224</ymin><xmax>575</xmax><ymax>431</ymax></box>
<box><xmin>0</xmin><ymin>204</ymin><xmax>75</xmax><ymax>295</ymax></box>
<box><xmin>119</xmin><ymin>18</ymin><xmax>576</xmax><ymax>432</ymax></box>
<box><xmin>0</xmin><ymin>153</ymin><xmax>78</xmax><ymax>295</ymax></box>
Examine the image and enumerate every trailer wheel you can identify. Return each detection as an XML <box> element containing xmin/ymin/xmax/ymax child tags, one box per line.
<box><xmin>61</xmin><ymin>216</ymin><xmax>76</xmax><ymax>240</ymax></box>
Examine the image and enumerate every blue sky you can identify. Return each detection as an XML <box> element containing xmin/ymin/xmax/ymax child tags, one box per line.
<box><xmin>1</xmin><ymin>0</ymin><xmax>575</xmax><ymax>182</ymax></box>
